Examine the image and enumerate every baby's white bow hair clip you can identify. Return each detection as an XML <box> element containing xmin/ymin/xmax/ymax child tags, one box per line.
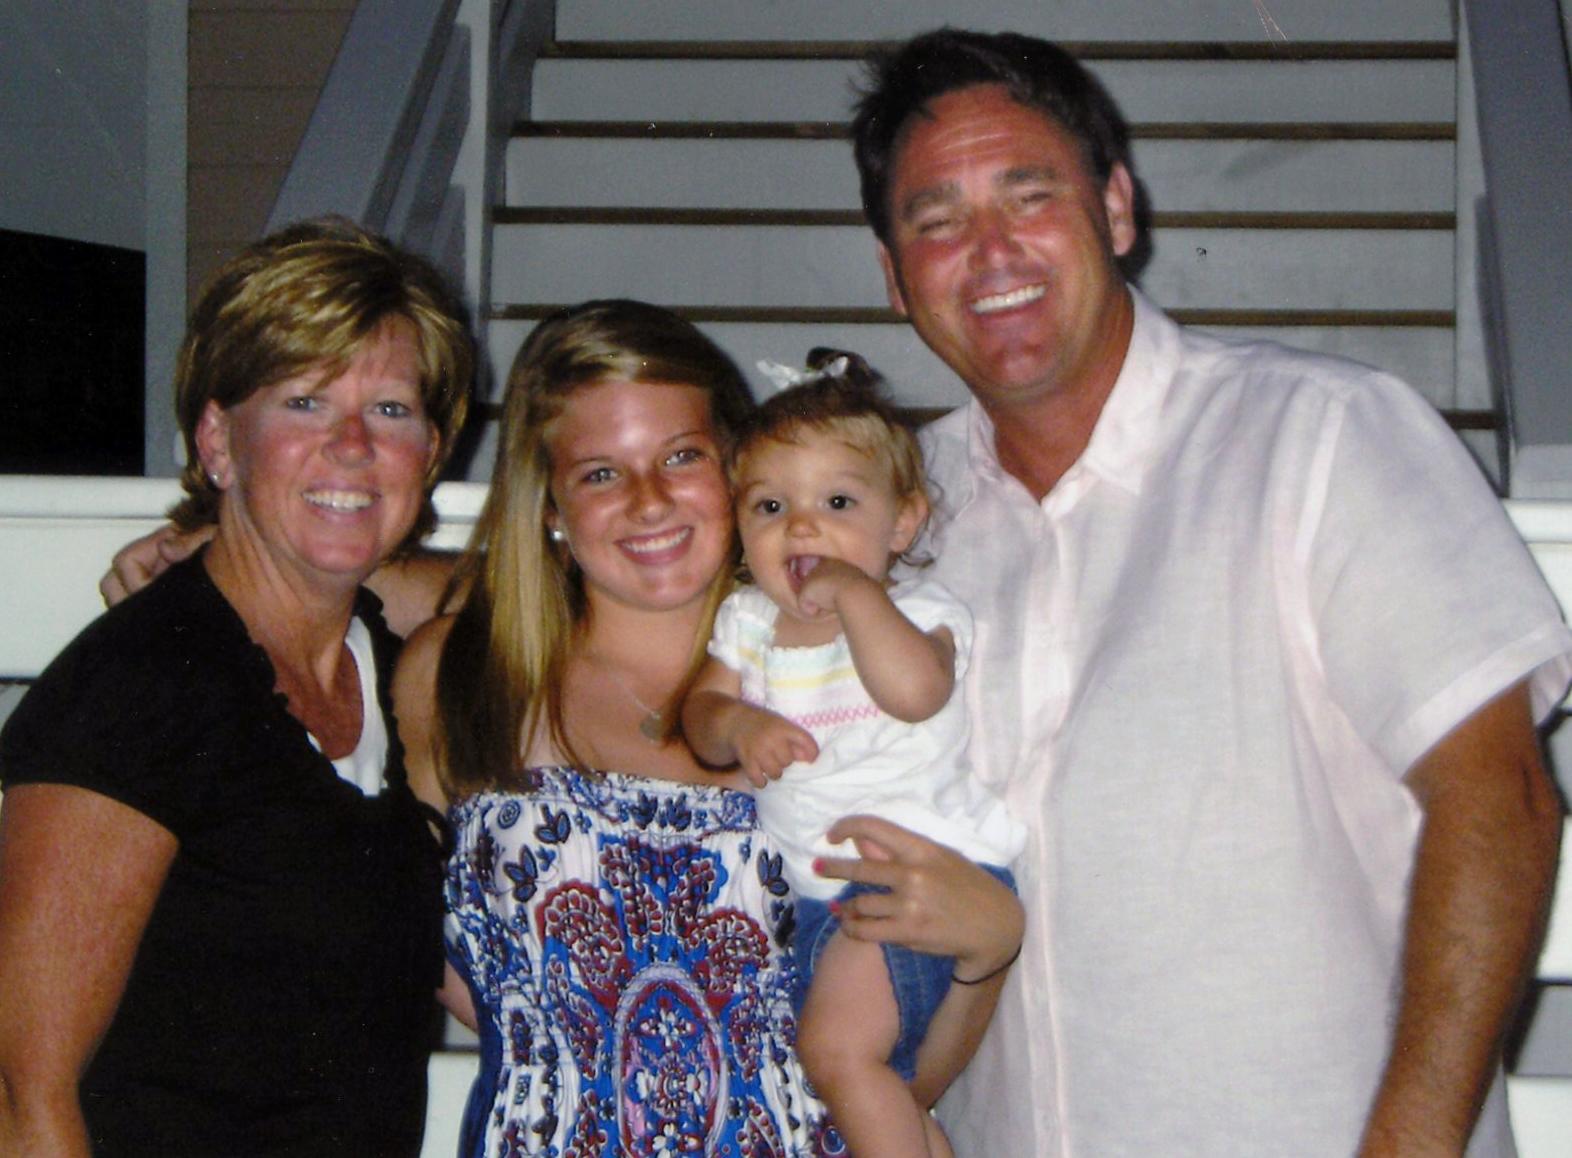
<box><xmin>755</xmin><ymin>355</ymin><xmax>851</xmax><ymax>394</ymax></box>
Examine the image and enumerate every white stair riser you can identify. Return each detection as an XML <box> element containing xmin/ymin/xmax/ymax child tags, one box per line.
<box><xmin>491</xmin><ymin>223</ymin><xmax>1453</xmax><ymax>312</ymax></box>
<box><xmin>507</xmin><ymin>137</ymin><xmax>1454</xmax><ymax>214</ymax></box>
<box><xmin>555</xmin><ymin>0</ymin><xmax>1453</xmax><ymax>44</ymax></box>
<box><xmin>487</xmin><ymin>318</ymin><xmax>1458</xmax><ymax>411</ymax></box>
<box><xmin>533</xmin><ymin>58</ymin><xmax>1455</xmax><ymax>125</ymax></box>
<box><xmin>1507</xmin><ymin>1079</ymin><xmax>1572</xmax><ymax>1158</ymax></box>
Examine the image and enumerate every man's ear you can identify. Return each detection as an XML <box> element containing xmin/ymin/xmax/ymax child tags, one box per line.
<box><xmin>877</xmin><ymin>243</ymin><xmax>910</xmax><ymax>317</ymax></box>
<box><xmin>194</xmin><ymin>401</ymin><xmax>233</xmax><ymax>489</ymax></box>
<box><xmin>891</xmin><ymin>491</ymin><xmax>929</xmax><ymax>556</ymax></box>
<box><xmin>1103</xmin><ymin>162</ymin><xmax>1137</xmax><ymax>258</ymax></box>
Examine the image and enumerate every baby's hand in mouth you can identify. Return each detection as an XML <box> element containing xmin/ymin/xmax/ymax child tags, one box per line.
<box><xmin>786</xmin><ymin>554</ymin><xmax>821</xmax><ymax>593</ymax></box>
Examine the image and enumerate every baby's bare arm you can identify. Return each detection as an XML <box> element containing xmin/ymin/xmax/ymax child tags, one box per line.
<box><xmin>683</xmin><ymin>659</ymin><xmax>817</xmax><ymax>787</ymax></box>
<box><xmin>800</xmin><ymin>561</ymin><xmax>954</xmax><ymax>722</ymax></box>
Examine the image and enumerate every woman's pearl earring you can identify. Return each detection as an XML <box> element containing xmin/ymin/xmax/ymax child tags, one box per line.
<box><xmin>549</xmin><ymin>527</ymin><xmax>567</xmax><ymax>544</ymax></box>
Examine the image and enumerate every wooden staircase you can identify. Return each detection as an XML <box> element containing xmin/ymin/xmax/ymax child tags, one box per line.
<box><xmin>475</xmin><ymin>0</ymin><xmax>1487</xmax><ymax>472</ymax></box>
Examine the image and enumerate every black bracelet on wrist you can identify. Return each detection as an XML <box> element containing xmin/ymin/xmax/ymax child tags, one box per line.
<box><xmin>951</xmin><ymin>941</ymin><xmax>1023</xmax><ymax>986</ymax></box>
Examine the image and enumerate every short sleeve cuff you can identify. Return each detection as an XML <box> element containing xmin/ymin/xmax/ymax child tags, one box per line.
<box><xmin>1381</xmin><ymin>622</ymin><xmax>1572</xmax><ymax>773</ymax></box>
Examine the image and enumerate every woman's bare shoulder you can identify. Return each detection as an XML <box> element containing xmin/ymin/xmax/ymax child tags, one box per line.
<box><xmin>391</xmin><ymin>614</ymin><xmax>462</xmax><ymax>811</ymax></box>
<box><xmin>393</xmin><ymin>615</ymin><xmax>457</xmax><ymax>708</ymax></box>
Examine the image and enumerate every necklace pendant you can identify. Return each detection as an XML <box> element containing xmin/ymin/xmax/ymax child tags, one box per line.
<box><xmin>638</xmin><ymin>710</ymin><xmax>665</xmax><ymax>743</ymax></box>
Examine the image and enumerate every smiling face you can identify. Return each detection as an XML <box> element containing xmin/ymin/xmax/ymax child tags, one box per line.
<box><xmin>734</xmin><ymin>429</ymin><xmax>925</xmax><ymax>627</ymax></box>
<box><xmin>877</xmin><ymin>84</ymin><xmax>1137</xmax><ymax>419</ymax></box>
<box><xmin>545</xmin><ymin>379</ymin><xmax>734</xmax><ymax>619</ymax></box>
<box><xmin>198</xmin><ymin>319</ymin><xmax>437</xmax><ymax>595</ymax></box>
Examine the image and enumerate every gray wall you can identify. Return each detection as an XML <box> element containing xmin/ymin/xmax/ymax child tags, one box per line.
<box><xmin>1</xmin><ymin>1</ymin><xmax>187</xmax><ymax>476</ymax></box>
<box><xmin>0</xmin><ymin>2</ymin><xmax>147</xmax><ymax>249</ymax></box>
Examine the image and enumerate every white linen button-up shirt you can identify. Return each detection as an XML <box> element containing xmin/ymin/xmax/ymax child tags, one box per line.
<box><xmin>921</xmin><ymin>289</ymin><xmax>1572</xmax><ymax>1157</ymax></box>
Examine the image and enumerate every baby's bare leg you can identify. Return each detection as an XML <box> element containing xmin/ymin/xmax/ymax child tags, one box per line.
<box><xmin>795</xmin><ymin>931</ymin><xmax>946</xmax><ymax>1158</ymax></box>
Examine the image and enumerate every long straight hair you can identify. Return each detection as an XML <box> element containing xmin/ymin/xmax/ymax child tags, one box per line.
<box><xmin>434</xmin><ymin>300</ymin><xmax>753</xmax><ymax>796</ymax></box>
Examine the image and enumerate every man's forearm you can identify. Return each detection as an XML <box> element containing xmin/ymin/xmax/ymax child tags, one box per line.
<box><xmin>1360</xmin><ymin>685</ymin><xmax>1562</xmax><ymax>1155</ymax></box>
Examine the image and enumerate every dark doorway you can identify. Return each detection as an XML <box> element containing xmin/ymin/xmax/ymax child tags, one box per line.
<box><xmin>1</xmin><ymin>229</ymin><xmax>145</xmax><ymax>474</ymax></box>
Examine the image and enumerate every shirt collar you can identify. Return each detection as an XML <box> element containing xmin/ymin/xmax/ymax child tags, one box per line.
<box><xmin>960</xmin><ymin>286</ymin><xmax>1179</xmax><ymax>501</ymax></box>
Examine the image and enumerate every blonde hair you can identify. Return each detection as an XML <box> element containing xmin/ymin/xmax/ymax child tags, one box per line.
<box><xmin>730</xmin><ymin>349</ymin><xmax>932</xmax><ymax>537</ymax></box>
<box><xmin>435</xmin><ymin>300</ymin><xmax>753</xmax><ymax>795</ymax></box>
<box><xmin>169</xmin><ymin>217</ymin><xmax>473</xmax><ymax>546</ymax></box>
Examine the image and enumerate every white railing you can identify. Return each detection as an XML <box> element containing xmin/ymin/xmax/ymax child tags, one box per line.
<box><xmin>0</xmin><ymin>477</ymin><xmax>488</xmax><ymax>679</ymax></box>
<box><xmin>1</xmin><ymin>476</ymin><xmax>1569</xmax><ymax>1155</ymax></box>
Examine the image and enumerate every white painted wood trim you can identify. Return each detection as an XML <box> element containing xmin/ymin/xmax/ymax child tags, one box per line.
<box><xmin>1508</xmin><ymin>1076</ymin><xmax>1572</xmax><ymax>1157</ymax></box>
<box><xmin>420</xmin><ymin>1052</ymin><xmax>477</xmax><ymax>1158</ymax></box>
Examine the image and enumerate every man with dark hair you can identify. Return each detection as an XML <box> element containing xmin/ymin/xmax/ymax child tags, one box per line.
<box><xmin>854</xmin><ymin>27</ymin><xmax>1571</xmax><ymax>1156</ymax></box>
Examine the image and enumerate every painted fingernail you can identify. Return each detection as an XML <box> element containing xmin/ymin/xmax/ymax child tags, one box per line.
<box><xmin>828</xmin><ymin>900</ymin><xmax>841</xmax><ymax>916</ymax></box>
<box><xmin>812</xmin><ymin>858</ymin><xmax>824</xmax><ymax>875</ymax></box>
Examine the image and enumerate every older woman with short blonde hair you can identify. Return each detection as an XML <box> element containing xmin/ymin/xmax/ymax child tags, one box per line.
<box><xmin>0</xmin><ymin>218</ymin><xmax>472</xmax><ymax>1157</ymax></box>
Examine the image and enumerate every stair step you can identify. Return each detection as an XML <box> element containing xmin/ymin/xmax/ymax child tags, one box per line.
<box><xmin>544</xmin><ymin>40</ymin><xmax>1457</xmax><ymax>62</ymax></box>
<box><xmin>485</xmin><ymin>316</ymin><xmax>1460</xmax><ymax>413</ymax></box>
<box><xmin>496</xmin><ymin>208</ymin><xmax>1454</xmax><ymax>230</ymax></box>
<box><xmin>505</xmin><ymin>137</ymin><xmax>1454</xmax><ymax>214</ymax></box>
<box><xmin>490</xmin><ymin>222</ymin><xmax>1453</xmax><ymax>312</ymax></box>
<box><xmin>494</xmin><ymin>307</ymin><xmax>1453</xmax><ymax>326</ymax></box>
<box><xmin>554</xmin><ymin>0</ymin><xmax>1455</xmax><ymax>44</ymax></box>
<box><xmin>516</xmin><ymin>119</ymin><xmax>1453</xmax><ymax>141</ymax></box>
<box><xmin>532</xmin><ymin>56</ymin><xmax>1454</xmax><ymax>125</ymax></box>
<box><xmin>472</xmin><ymin>401</ymin><xmax>1489</xmax><ymax>432</ymax></box>
<box><xmin>478</xmin><ymin>5</ymin><xmax>1474</xmax><ymax>476</ymax></box>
